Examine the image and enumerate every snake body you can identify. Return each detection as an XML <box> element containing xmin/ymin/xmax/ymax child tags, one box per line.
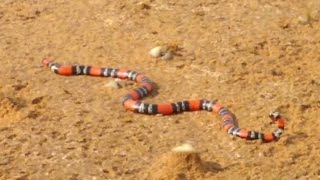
<box><xmin>43</xmin><ymin>59</ymin><xmax>285</xmax><ymax>142</ymax></box>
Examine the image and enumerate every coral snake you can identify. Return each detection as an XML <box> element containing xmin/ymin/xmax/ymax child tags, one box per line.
<box><xmin>43</xmin><ymin>58</ymin><xmax>285</xmax><ymax>142</ymax></box>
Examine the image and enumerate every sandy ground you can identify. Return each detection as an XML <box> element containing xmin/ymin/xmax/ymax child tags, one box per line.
<box><xmin>0</xmin><ymin>0</ymin><xmax>320</xmax><ymax>179</ymax></box>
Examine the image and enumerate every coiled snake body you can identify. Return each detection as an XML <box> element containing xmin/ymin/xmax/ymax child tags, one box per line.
<box><xmin>43</xmin><ymin>59</ymin><xmax>285</xmax><ymax>142</ymax></box>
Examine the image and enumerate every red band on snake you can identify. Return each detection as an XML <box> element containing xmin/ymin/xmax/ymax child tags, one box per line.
<box><xmin>42</xmin><ymin>58</ymin><xmax>285</xmax><ymax>142</ymax></box>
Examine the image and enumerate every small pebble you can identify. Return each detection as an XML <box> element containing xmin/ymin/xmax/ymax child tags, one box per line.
<box><xmin>259</xmin><ymin>152</ymin><xmax>266</xmax><ymax>157</ymax></box>
<box><xmin>149</xmin><ymin>46</ymin><xmax>167</xmax><ymax>58</ymax></box>
<box><xmin>161</xmin><ymin>50</ymin><xmax>174</xmax><ymax>60</ymax></box>
<box><xmin>105</xmin><ymin>79</ymin><xmax>121</xmax><ymax>89</ymax></box>
<box><xmin>172</xmin><ymin>143</ymin><xmax>196</xmax><ymax>152</ymax></box>
<box><xmin>118</xmin><ymin>79</ymin><xmax>134</xmax><ymax>87</ymax></box>
<box><xmin>297</xmin><ymin>15</ymin><xmax>310</xmax><ymax>25</ymax></box>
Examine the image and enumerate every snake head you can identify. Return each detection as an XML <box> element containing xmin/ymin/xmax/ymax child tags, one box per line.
<box><xmin>42</xmin><ymin>58</ymin><xmax>53</xmax><ymax>67</ymax></box>
<box><xmin>269</xmin><ymin>111</ymin><xmax>281</xmax><ymax>122</ymax></box>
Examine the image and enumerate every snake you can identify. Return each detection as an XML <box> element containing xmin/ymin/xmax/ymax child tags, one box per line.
<box><xmin>42</xmin><ymin>58</ymin><xmax>285</xmax><ymax>142</ymax></box>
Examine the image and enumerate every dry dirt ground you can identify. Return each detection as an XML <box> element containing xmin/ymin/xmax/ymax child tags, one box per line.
<box><xmin>0</xmin><ymin>0</ymin><xmax>320</xmax><ymax>179</ymax></box>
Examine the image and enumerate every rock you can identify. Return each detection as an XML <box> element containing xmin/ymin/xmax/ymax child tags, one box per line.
<box><xmin>297</xmin><ymin>15</ymin><xmax>310</xmax><ymax>25</ymax></box>
<box><xmin>105</xmin><ymin>79</ymin><xmax>121</xmax><ymax>89</ymax></box>
<box><xmin>172</xmin><ymin>143</ymin><xmax>197</xmax><ymax>153</ymax></box>
<box><xmin>149</xmin><ymin>46</ymin><xmax>168</xmax><ymax>58</ymax></box>
<box><xmin>161</xmin><ymin>51</ymin><xmax>174</xmax><ymax>60</ymax></box>
<box><xmin>146</xmin><ymin>143</ymin><xmax>205</xmax><ymax>179</ymax></box>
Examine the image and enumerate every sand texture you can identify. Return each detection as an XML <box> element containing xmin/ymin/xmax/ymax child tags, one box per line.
<box><xmin>0</xmin><ymin>0</ymin><xmax>320</xmax><ymax>179</ymax></box>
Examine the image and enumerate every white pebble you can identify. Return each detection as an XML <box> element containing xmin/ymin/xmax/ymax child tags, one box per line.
<box><xmin>149</xmin><ymin>46</ymin><xmax>168</xmax><ymax>58</ymax></box>
<box><xmin>105</xmin><ymin>80</ymin><xmax>121</xmax><ymax>89</ymax></box>
<box><xmin>172</xmin><ymin>143</ymin><xmax>196</xmax><ymax>153</ymax></box>
<box><xmin>297</xmin><ymin>15</ymin><xmax>309</xmax><ymax>25</ymax></box>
